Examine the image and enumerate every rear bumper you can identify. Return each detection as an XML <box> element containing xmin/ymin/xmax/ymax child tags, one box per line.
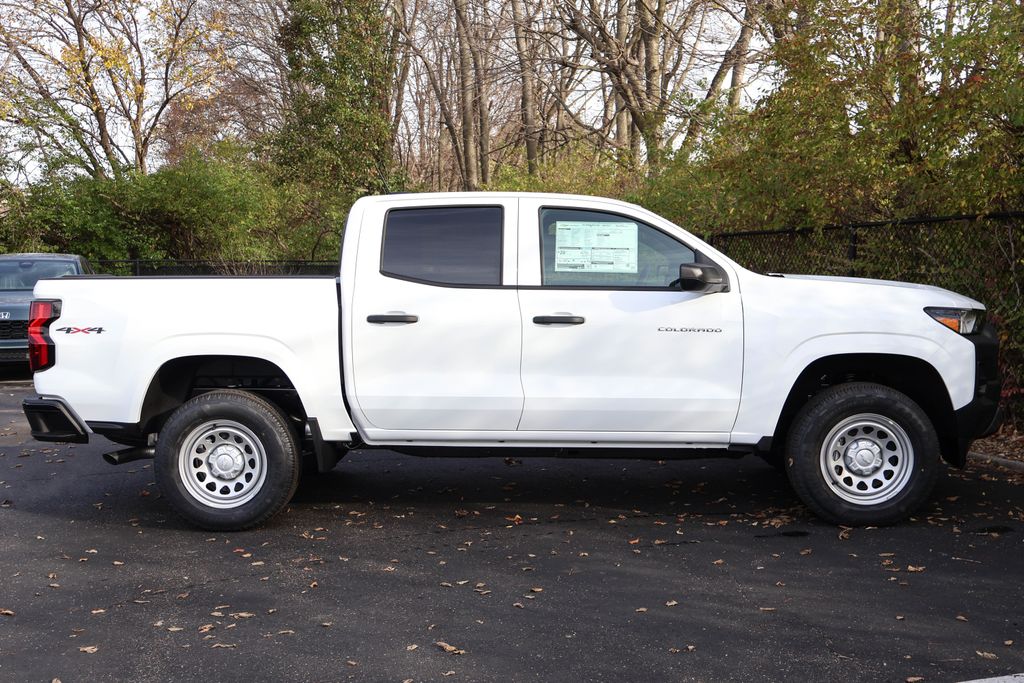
<box><xmin>952</xmin><ymin>322</ymin><xmax>1002</xmax><ymax>460</ymax></box>
<box><xmin>23</xmin><ymin>397</ymin><xmax>90</xmax><ymax>443</ymax></box>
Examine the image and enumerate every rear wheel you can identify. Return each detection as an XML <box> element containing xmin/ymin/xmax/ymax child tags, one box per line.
<box><xmin>784</xmin><ymin>382</ymin><xmax>941</xmax><ymax>525</ymax></box>
<box><xmin>155</xmin><ymin>390</ymin><xmax>300</xmax><ymax>530</ymax></box>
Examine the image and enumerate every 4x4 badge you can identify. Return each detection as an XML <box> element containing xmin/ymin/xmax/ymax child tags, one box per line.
<box><xmin>55</xmin><ymin>326</ymin><xmax>106</xmax><ymax>334</ymax></box>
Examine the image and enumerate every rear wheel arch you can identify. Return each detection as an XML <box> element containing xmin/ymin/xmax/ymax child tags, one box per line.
<box><xmin>139</xmin><ymin>355</ymin><xmax>306</xmax><ymax>437</ymax></box>
<box><xmin>771</xmin><ymin>354</ymin><xmax>959</xmax><ymax>465</ymax></box>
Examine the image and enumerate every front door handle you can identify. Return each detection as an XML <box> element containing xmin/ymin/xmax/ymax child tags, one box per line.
<box><xmin>533</xmin><ymin>315</ymin><xmax>585</xmax><ymax>325</ymax></box>
<box><xmin>367</xmin><ymin>314</ymin><xmax>418</xmax><ymax>324</ymax></box>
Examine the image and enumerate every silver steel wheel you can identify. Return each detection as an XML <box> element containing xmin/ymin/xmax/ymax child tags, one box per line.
<box><xmin>819</xmin><ymin>413</ymin><xmax>914</xmax><ymax>506</ymax></box>
<box><xmin>178</xmin><ymin>420</ymin><xmax>268</xmax><ymax>509</ymax></box>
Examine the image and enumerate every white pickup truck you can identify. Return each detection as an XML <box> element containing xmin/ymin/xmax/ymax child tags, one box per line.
<box><xmin>22</xmin><ymin>193</ymin><xmax>1001</xmax><ymax>530</ymax></box>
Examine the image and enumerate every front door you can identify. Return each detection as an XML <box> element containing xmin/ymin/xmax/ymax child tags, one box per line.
<box><xmin>517</xmin><ymin>199</ymin><xmax>743</xmax><ymax>437</ymax></box>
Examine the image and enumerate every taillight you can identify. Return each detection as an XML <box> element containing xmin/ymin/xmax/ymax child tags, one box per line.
<box><xmin>28</xmin><ymin>299</ymin><xmax>61</xmax><ymax>372</ymax></box>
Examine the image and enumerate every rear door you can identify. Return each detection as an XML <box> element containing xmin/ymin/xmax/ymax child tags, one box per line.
<box><xmin>349</xmin><ymin>197</ymin><xmax>523</xmax><ymax>433</ymax></box>
<box><xmin>516</xmin><ymin>197</ymin><xmax>744</xmax><ymax>438</ymax></box>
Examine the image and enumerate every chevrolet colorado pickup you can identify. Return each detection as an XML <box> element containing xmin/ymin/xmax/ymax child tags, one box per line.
<box><xmin>22</xmin><ymin>193</ymin><xmax>1001</xmax><ymax>530</ymax></box>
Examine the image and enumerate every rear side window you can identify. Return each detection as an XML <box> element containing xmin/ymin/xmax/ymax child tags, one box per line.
<box><xmin>381</xmin><ymin>207</ymin><xmax>503</xmax><ymax>286</ymax></box>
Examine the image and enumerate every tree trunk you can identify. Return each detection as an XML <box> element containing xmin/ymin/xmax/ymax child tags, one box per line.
<box><xmin>614</xmin><ymin>0</ymin><xmax>631</xmax><ymax>161</ymax></box>
<box><xmin>453</xmin><ymin>0</ymin><xmax>479</xmax><ymax>190</ymax></box>
<box><xmin>728</xmin><ymin>0</ymin><xmax>757</xmax><ymax>111</ymax></box>
<box><xmin>510</xmin><ymin>0</ymin><xmax>539</xmax><ymax>174</ymax></box>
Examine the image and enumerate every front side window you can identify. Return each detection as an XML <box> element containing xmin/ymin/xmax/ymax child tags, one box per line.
<box><xmin>540</xmin><ymin>208</ymin><xmax>695</xmax><ymax>288</ymax></box>
<box><xmin>382</xmin><ymin>206</ymin><xmax>503</xmax><ymax>286</ymax></box>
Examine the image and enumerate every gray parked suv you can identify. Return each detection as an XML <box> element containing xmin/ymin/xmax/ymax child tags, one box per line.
<box><xmin>0</xmin><ymin>253</ymin><xmax>93</xmax><ymax>364</ymax></box>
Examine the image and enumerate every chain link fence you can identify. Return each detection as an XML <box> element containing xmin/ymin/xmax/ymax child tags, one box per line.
<box><xmin>92</xmin><ymin>260</ymin><xmax>338</xmax><ymax>276</ymax></box>
<box><xmin>708</xmin><ymin>212</ymin><xmax>1024</xmax><ymax>428</ymax></box>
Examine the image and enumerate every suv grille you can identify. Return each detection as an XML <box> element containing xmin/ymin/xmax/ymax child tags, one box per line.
<box><xmin>0</xmin><ymin>320</ymin><xmax>28</xmax><ymax>340</ymax></box>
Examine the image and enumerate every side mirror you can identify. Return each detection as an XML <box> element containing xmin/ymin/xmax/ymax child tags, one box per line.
<box><xmin>678</xmin><ymin>264</ymin><xmax>728</xmax><ymax>293</ymax></box>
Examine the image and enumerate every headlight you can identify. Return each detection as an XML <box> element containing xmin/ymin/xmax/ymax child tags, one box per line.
<box><xmin>924</xmin><ymin>307</ymin><xmax>985</xmax><ymax>335</ymax></box>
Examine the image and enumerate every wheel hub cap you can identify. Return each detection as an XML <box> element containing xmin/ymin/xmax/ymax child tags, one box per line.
<box><xmin>177</xmin><ymin>420</ymin><xmax>268</xmax><ymax>509</ymax></box>
<box><xmin>208</xmin><ymin>444</ymin><xmax>244</xmax><ymax>480</ymax></box>
<box><xmin>844</xmin><ymin>439</ymin><xmax>883</xmax><ymax>476</ymax></box>
<box><xmin>818</xmin><ymin>413</ymin><xmax>915</xmax><ymax>506</ymax></box>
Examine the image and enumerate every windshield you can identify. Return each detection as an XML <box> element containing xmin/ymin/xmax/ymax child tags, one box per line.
<box><xmin>0</xmin><ymin>260</ymin><xmax>78</xmax><ymax>290</ymax></box>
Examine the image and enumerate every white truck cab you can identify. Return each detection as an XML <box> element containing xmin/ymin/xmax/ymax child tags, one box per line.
<box><xmin>23</xmin><ymin>193</ymin><xmax>1002</xmax><ymax>529</ymax></box>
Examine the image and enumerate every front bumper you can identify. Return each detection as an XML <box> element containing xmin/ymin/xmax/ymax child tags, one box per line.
<box><xmin>0</xmin><ymin>341</ymin><xmax>27</xmax><ymax>364</ymax></box>
<box><xmin>952</xmin><ymin>321</ymin><xmax>1002</xmax><ymax>460</ymax></box>
<box><xmin>23</xmin><ymin>397</ymin><xmax>90</xmax><ymax>443</ymax></box>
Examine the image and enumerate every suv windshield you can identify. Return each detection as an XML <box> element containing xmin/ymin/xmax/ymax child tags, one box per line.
<box><xmin>0</xmin><ymin>260</ymin><xmax>78</xmax><ymax>290</ymax></box>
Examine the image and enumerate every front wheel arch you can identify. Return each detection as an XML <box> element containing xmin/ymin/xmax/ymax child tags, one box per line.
<box><xmin>770</xmin><ymin>354</ymin><xmax>959</xmax><ymax>465</ymax></box>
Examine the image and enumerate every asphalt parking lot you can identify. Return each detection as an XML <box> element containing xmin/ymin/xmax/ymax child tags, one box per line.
<box><xmin>1</xmin><ymin>378</ymin><xmax>1022</xmax><ymax>682</ymax></box>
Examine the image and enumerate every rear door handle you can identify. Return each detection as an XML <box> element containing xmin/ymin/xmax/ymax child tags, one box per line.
<box><xmin>367</xmin><ymin>314</ymin><xmax>418</xmax><ymax>324</ymax></box>
<box><xmin>533</xmin><ymin>315</ymin><xmax>585</xmax><ymax>325</ymax></box>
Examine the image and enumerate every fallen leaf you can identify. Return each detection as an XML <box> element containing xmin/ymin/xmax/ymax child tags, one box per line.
<box><xmin>436</xmin><ymin>641</ymin><xmax>466</xmax><ymax>655</ymax></box>
<box><xmin>896</xmin><ymin>615</ymin><xmax>905</xmax><ymax>621</ymax></box>
<box><xmin>406</xmin><ymin>644</ymin><xmax>418</xmax><ymax>651</ymax></box>
<box><xmin>759</xmin><ymin>607</ymin><xmax>776</xmax><ymax>612</ymax></box>
<box><xmin>513</xmin><ymin>602</ymin><xmax>524</xmax><ymax>609</ymax></box>
<box><xmin>79</xmin><ymin>646</ymin><xmax>98</xmax><ymax>654</ymax></box>
<box><xmin>90</xmin><ymin>609</ymin><xmax>105</xmax><ymax>615</ymax></box>
<box><xmin>907</xmin><ymin>565</ymin><xmax>925</xmax><ymax>573</ymax></box>
<box><xmin>665</xmin><ymin>600</ymin><xmax>678</xmax><ymax>607</ymax></box>
<box><xmin>199</xmin><ymin>624</ymin><xmax>215</xmax><ymax>633</ymax></box>
<box><xmin>713</xmin><ymin>559</ymin><xmax>724</xmax><ymax>566</ymax></box>
<box><xmin>906</xmin><ymin>677</ymin><xmax>925</xmax><ymax>682</ymax></box>
<box><xmin>1005</xmin><ymin>640</ymin><xmax>1014</xmax><ymax>646</ymax></box>
<box><xmin>211</xmin><ymin>643</ymin><xmax>237</xmax><ymax>649</ymax></box>
<box><xmin>628</xmin><ymin>538</ymin><xmax>640</xmax><ymax>545</ymax></box>
<box><xmin>799</xmin><ymin>548</ymin><xmax>812</xmax><ymax>556</ymax></box>
<box><xmin>111</xmin><ymin>561</ymin><xmax>124</xmax><ymax>566</ymax></box>
<box><xmin>976</xmin><ymin>651</ymin><xmax>998</xmax><ymax>660</ymax></box>
<box><xmin>167</xmin><ymin>627</ymin><xmax>184</xmax><ymax>632</ymax></box>
<box><xmin>956</xmin><ymin>615</ymin><xmax>968</xmax><ymax>622</ymax></box>
<box><xmin>0</xmin><ymin>609</ymin><xmax>14</xmax><ymax>617</ymax></box>
<box><xmin>231</xmin><ymin>612</ymin><xmax>255</xmax><ymax>619</ymax></box>
<box><xmin>635</xmin><ymin>607</ymin><xmax>648</xmax><ymax>613</ymax></box>
<box><xmin>346</xmin><ymin>660</ymin><xmax>357</xmax><ymax>666</ymax></box>
<box><xmin>530</xmin><ymin>587</ymin><xmax>543</xmax><ymax>593</ymax></box>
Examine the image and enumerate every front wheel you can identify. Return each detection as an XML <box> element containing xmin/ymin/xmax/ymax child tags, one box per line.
<box><xmin>784</xmin><ymin>382</ymin><xmax>941</xmax><ymax>526</ymax></box>
<box><xmin>155</xmin><ymin>390</ymin><xmax>301</xmax><ymax>530</ymax></box>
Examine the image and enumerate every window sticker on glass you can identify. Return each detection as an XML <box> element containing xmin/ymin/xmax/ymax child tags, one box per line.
<box><xmin>554</xmin><ymin>221</ymin><xmax>638</xmax><ymax>273</ymax></box>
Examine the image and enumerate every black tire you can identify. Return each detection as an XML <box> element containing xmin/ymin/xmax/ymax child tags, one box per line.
<box><xmin>784</xmin><ymin>382</ymin><xmax>941</xmax><ymax>526</ymax></box>
<box><xmin>154</xmin><ymin>390</ymin><xmax>301</xmax><ymax>531</ymax></box>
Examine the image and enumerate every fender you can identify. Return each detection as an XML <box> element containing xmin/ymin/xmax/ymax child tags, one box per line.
<box><xmin>133</xmin><ymin>334</ymin><xmax>356</xmax><ymax>441</ymax></box>
<box><xmin>730</xmin><ymin>331</ymin><xmax>974</xmax><ymax>443</ymax></box>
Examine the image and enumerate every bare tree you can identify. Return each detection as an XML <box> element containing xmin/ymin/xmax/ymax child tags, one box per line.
<box><xmin>0</xmin><ymin>0</ymin><xmax>226</xmax><ymax>178</ymax></box>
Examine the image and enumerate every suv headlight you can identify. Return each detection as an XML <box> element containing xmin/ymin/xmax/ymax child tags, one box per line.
<box><xmin>924</xmin><ymin>307</ymin><xmax>985</xmax><ymax>335</ymax></box>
